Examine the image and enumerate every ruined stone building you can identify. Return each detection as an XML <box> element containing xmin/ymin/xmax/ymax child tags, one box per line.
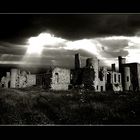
<box><xmin>70</xmin><ymin>54</ymin><xmax>122</xmax><ymax>92</ymax></box>
<box><xmin>106</xmin><ymin>64</ymin><xmax>122</xmax><ymax>91</ymax></box>
<box><xmin>0</xmin><ymin>68</ymin><xmax>36</xmax><ymax>88</ymax></box>
<box><xmin>118</xmin><ymin>56</ymin><xmax>140</xmax><ymax>91</ymax></box>
<box><xmin>71</xmin><ymin>54</ymin><xmax>140</xmax><ymax>92</ymax></box>
<box><xmin>36</xmin><ymin>67</ymin><xmax>70</xmax><ymax>90</ymax></box>
<box><xmin>0</xmin><ymin>53</ymin><xmax>140</xmax><ymax>92</ymax></box>
<box><xmin>71</xmin><ymin>53</ymin><xmax>107</xmax><ymax>92</ymax></box>
<box><xmin>0</xmin><ymin>67</ymin><xmax>70</xmax><ymax>91</ymax></box>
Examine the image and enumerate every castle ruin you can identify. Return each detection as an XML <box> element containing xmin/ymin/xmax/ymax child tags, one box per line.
<box><xmin>0</xmin><ymin>69</ymin><xmax>36</xmax><ymax>88</ymax></box>
<box><xmin>0</xmin><ymin>53</ymin><xmax>140</xmax><ymax>92</ymax></box>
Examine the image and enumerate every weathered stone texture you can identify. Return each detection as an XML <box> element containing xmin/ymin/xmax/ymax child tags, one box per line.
<box><xmin>27</xmin><ymin>75</ymin><xmax>36</xmax><ymax>86</ymax></box>
<box><xmin>0</xmin><ymin>68</ymin><xmax>36</xmax><ymax>88</ymax></box>
<box><xmin>36</xmin><ymin>67</ymin><xmax>70</xmax><ymax>90</ymax></box>
<box><xmin>123</xmin><ymin>67</ymin><xmax>131</xmax><ymax>91</ymax></box>
<box><xmin>36</xmin><ymin>73</ymin><xmax>52</xmax><ymax>88</ymax></box>
<box><xmin>121</xmin><ymin>63</ymin><xmax>139</xmax><ymax>91</ymax></box>
<box><xmin>97</xmin><ymin>67</ymin><xmax>107</xmax><ymax>92</ymax></box>
<box><xmin>70</xmin><ymin>69</ymin><xmax>83</xmax><ymax>86</ymax></box>
<box><xmin>51</xmin><ymin>68</ymin><xmax>70</xmax><ymax>90</ymax></box>
<box><xmin>137</xmin><ymin>64</ymin><xmax>140</xmax><ymax>91</ymax></box>
<box><xmin>10</xmin><ymin>69</ymin><xmax>18</xmax><ymax>88</ymax></box>
<box><xmin>106</xmin><ymin>71</ymin><xmax>122</xmax><ymax>91</ymax></box>
<box><xmin>3</xmin><ymin>53</ymin><xmax>140</xmax><ymax>92</ymax></box>
<box><xmin>82</xmin><ymin>68</ymin><xmax>95</xmax><ymax>90</ymax></box>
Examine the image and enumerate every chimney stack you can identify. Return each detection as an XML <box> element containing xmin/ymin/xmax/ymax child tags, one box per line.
<box><xmin>118</xmin><ymin>56</ymin><xmax>126</xmax><ymax>72</ymax></box>
<box><xmin>75</xmin><ymin>53</ymin><xmax>81</xmax><ymax>69</ymax></box>
<box><xmin>111</xmin><ymin>63</ymin><xmax>116</xmax><ymax>71</ymax></box>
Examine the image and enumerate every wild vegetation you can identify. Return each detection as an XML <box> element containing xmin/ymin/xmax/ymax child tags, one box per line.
<box><xmin>0</xmin><ymin>87</ymin><xmax>140</xmax><ymax>125</ymax></box>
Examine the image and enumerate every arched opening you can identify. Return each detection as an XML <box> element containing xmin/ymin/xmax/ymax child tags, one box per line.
<box><xmin>1</xmin><ymin>84</ymin><xmax>4</xmax><ymax>88</ymax></box>
<box><xmin>55</xmin><ymin>73</ymin><xmax>59</xmax><ymax>83</ymax></box>
<box><xmin>8</xmin><ymin>81</ymin><xmax>10</xmax><ymax>88</ymax></box>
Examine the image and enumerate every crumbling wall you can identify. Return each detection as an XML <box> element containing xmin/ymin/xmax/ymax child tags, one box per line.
<box><xmin>0</xmin><ymin>68</ymin><xmax>36</xmax><ymax>88</ymax></box>
<box><xmin>97</xmin><ymin>67</ymin><xmax>107</xmax><ymax>92</ymax></box>
<box><xmin>51</xmin><ymin>67</ymin><xmax>70</xmax><ymax>90</ymax></box>
<box><xmin>123</xmin><ymin>67</ymin><xmax>131</xmax><ymax>91</ymax></box>
<box><xmin>0</xmin><ymin>72</ymin><xmax>11</xmax><ymax>88</ymax></box>
<box><xmin>137</xmin><ymin>64</ymin><xmax>140</xmax><ymax>91</ymax></box>
<box><xmin>18</xmin><ymin>75</ymin><xmax>27</xmax><ymax>88</ymax></box>
<box><xmin>72</xmin><ymin>57</ymin><xmax>107</xmax><ymax>91</ymax></box>
<box><xmin>36</xmin><ymin>74</ymin><xmax>43</xmax><ymax>87</ymax></box>
<box><xmin>36</xmin><ymin>73</ymin><xmax>52</xmax><ymax>88</ymax></box>
<box><xmin>82</xmin><ymin>68</ymin><xmax>95</xmax><ymax>90</ymax></box>
<box><xmin>18</xmin><ymin>71</ymin><xmax>36</xmax><ymax>88</ymax></box>
<box><xmin>70</xmin><ymin>69</ymin><xmax>83</xmax><ymax>86</ymax></box>
<box><xmin>10</xmin><ymin>69</ymin><xmax>19</xmax><ymax>88</ymax></box>
<box><xmin>36</xmin><ymin>69</ymin><xmax>52</xmax><ymax>89</ymax></box>
<box><xmin>0</xmin><ymin>76</ymin><xmax>6</xmax><ymax>87</ymax></box>
<box><xmin>106</xmin><ymin>71</ymin><xmax>122</xmax><ymax>91</ymax></box>
<box><xmin>82</xmin><ymin>57</ymin><xmax>99</xmax><ymax>91</ymax></box>
<box><xmin>27</xmin><ymin>75</ymin><xmax>36</xmax><ymax>87</ymax></box>
<box><xmin>123</xmin><ymin>63</ymin><xmax>139</xmax><ymax>91</ymax></box>
<box><xmin>113</xmin><ymin>72</ymin><xmax>122</xmax><ymax>91</ymax></box>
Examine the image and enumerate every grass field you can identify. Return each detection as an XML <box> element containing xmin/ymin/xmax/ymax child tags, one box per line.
<box><xmin>0</xmin><ymin>87</ymin><xmax>140</xmax><ymax>125</ymax></box>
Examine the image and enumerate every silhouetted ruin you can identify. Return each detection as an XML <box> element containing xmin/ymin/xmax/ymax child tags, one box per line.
<box><xmin>0</xmin><ymin>53</ymin><xmax>140</xmax><ymax>91</ymax></box>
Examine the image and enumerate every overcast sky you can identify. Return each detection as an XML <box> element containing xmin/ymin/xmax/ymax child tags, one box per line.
<box><xmin>1</xmin><ymin>14</ymin><xmax>140</xmax><ymax>69</ymax></box>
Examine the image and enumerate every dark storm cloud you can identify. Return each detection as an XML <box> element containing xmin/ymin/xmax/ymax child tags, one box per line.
<box><xmin>24</xmin><ymin>14</ymin><xmax>140</xmax><ymax>40</ymax></box>
<box><xmin>1</xmin><ymin>14</ymin><xmax>140</xmax><ymax>43</ymax></box>
<box><xmin>1</xmin><ymin>14</ymin><xmax>140</xmax><ymax>67</ymax></box>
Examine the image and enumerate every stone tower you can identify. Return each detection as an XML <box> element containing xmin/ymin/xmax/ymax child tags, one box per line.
<box><xmin>118</xmin><ymin>56</ymin><xmax>126</xmax><ymax>73</ymax></box>
<box><xmin>111</xmin><ymin>63</ymin><xmax>116</xmax><ymax>71</ymax></box>
<box><xmin>123</xmin><ymin>67</ymin><xmax>131</xmax><ymax>91</ymax></box>
<box><xmin>86</xmin><ymin>57</ymin><xmax>99</xmax><ymax>89</ymax></box>
<box><xmin>10</xmin><ymin>69</ymin><xmax>18</xmax><ymax>88</ymax></box>
<box><xmin>75</xmin><ymin>53</ymin><xmax>81</xmax><ymax>69</ymax></box>
<box><xmin>118</xmin><ymin>56</ymin><xmax>126</xmax><ymax>90</ymax></box>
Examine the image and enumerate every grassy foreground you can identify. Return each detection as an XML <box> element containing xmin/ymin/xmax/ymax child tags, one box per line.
<box><xmin>0</xmin><ymin>87</ymin><xmax>140</xmax><ymax>125</ymax></box>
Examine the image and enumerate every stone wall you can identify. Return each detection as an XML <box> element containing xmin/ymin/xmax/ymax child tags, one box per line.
<box><xmin>36</xmin><ymin>73</ymin><xmax>52</xmax><ymax>89</ymax></box>
<box><xmin>71</xmin><ymin>57</ymin><xmax>107</xmax><ymax>91</ymax></box>
<box><xmin>97</xmin><ymin>81</ymin><xmax>106</xmax><ymax>92</ymax></box>
<box><xmin>0</xmin><ymin>72</ymin><xmax>10</xmax><ymax>88</ymax></box>
<box><xmin>16</xmin><ymin>70</ymin><xmax>36</xmax><ymax>88</ymax></box>
<box><xmin>27</xmin><ymin>75</ymin><xmax>36</xmax><ymax>87</ymax></box>
<box><xmin>123</xmin><ymin>67</ymin><xmax>131</xmax><ymax>91</ymax></box>
<box><xmin>137</xmin><ymin>64</ymin><xmax>140</xmax><ymax>91</ymax></box>
<box><xmin>106</xmin><ymin>71</ymin><xmax>122</xmax><ymax>91</ymax></box>
<box><xmin>97</xmin><ymin>67</ymin><xmax>107</xmax><ymax>92</ymax></box>
<box><xmin>82</xmin><ymin>68</ymin><xmax>95</xmax><ymax>90</ymax></box>
<box><xmin>70</xmin><ymin>69</ymin><xmax>83</xmax><ymax>86</ymax></box>
<box><xmin>0</xmin><ymin>68</ymin><xmax>36</xmax><ymax>88</ymax></box>
<box><xmin>10</xmin><ymin>69</ymin><xmax>19</xmax><ymax>88</ymax></box>
<box><xmin>123</xmin><ymin>63</ymin><xmax>139</xmax><ymax>91</ymax></box>
<box><xmin>51</xmin><ymin>67</ymin><xmax>70</xmax><ymax>90</ymax></box>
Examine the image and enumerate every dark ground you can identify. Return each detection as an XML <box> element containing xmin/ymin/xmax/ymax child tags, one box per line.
<box><xmin>0</xmin><ymin>87</ymin><xmax>140</xmax><ymax>125</ymax></box>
